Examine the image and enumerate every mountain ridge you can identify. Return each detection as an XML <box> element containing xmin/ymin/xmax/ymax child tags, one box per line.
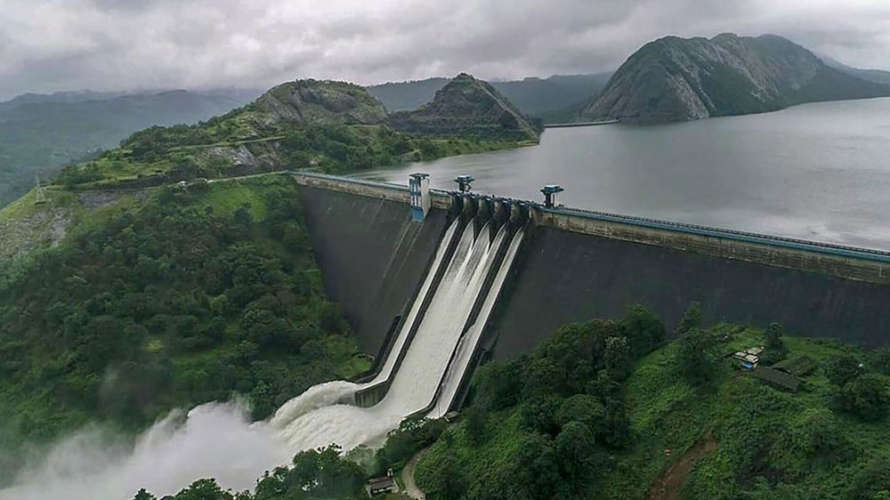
<box><xmin>0</xmin><ymin>88</ymin><xmax>262</xmax><ymax>207</ymax></box>
<box><xmin>583</xmin><ymin>33</ymin><xmax>890</xmax><ymax>124</ymax></box>
<box><xmin>389</xmin><ymin>73</ymin><xmax>541</xmax><ymax>142</ymax></box>
<box><xmin>368</xmin><ymin>73</ymin><xmax>612</xmax><ymax>121</ymax></box>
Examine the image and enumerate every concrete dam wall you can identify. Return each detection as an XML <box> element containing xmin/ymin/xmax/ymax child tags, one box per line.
<box><xmin>296</xmin><ymin>183</ymin><xmax>448</xmax><ymax>354</ymax></box>
<box><xmin>491</xmin><ymin>225</ymin><xmax>890</xmax><ymax>360</ymax></box>
<box><xmin>293</xmin><ymin>173</ymin><xmax>890</xmax><ymax>367</ymax></box>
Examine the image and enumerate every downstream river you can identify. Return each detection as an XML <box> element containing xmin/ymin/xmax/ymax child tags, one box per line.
<box><xmin>355</xmin><ymin>97</ymin><xmax>890</xmax><ymax>251</ymax></box>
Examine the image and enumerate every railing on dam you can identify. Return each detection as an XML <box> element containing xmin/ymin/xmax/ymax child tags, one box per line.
<box><xmin>542</xmin><ymin>206</ymin><xmax>890</xmax><ymax>264</ymax></box>
<box><xmin>290</xmin><ymin>171</ymin><xmax>890</xmax><ymax>284</ymax></box>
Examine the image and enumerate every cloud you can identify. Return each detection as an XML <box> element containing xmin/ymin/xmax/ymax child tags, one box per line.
<box><xmin>1</xmin><ymin>0</ymin><xmax>889</xmax><ymax>99</ymax></box>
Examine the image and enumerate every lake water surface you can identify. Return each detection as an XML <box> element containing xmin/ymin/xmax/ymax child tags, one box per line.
<box><xmin>355</xmin><ymin>97</ymin><xmax>890</xmax><ymax>250</ymax></box>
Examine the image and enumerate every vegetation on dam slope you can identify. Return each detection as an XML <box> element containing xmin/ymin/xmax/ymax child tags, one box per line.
<box><xmin>414</xmin><ymin>307</ymin><xmax>890</xmax><ymax>500</ymax></box>
<box><xmin>0</xmin><ymin>177</ymin><xmax>369</xmax><ymax>482</ymax></box>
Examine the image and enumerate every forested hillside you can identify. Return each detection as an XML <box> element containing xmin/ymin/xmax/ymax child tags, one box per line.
<box><xmin>415</xmin><ymin>307</ymin><xmax>890</xmax><ymax>499</ymax></box>
<box><xmin>53</xmin><ymin>77</ymin><xmax>534</xmax><ymax>191</ymax></box>
<box><xmin>0</xmin><ymin>89</ymin><xmax>259</xmax><ymax>208</ymax></box>
<box><xmin>0</xmin><ymin>177</ymin><xmax>369</xmax><ymax>484</ymax></box>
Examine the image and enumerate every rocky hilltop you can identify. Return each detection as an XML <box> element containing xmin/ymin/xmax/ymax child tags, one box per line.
<box><xmin>389</xmin><ymin>73</ymin><xmax>540</xmax><ymax>142</ymax></box>
<box><xmin>583</xmin><ymin>33</ymin><xmax>890</xmax><ymax>123</ymax></box>
<box><xmin>254</xmin><ymin>79</ymin><xmax>387</xmax><ymax>126</ymax></box>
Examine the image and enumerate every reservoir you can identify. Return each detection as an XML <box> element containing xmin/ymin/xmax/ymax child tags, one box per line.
<box><xmin>356</xmin><ymin>97</ymin><xmax>890</xmax><ymax>251</ymax></box>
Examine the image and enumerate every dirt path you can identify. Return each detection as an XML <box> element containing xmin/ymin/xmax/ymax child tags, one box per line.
<box><xmin>401</xmin><ymin>448</ymin><xmax>430</xmax><ymax>500</ymax></box>
<box><xmin>648</xmin><ymin>434</ymin><xmax>717</xmax><ymax>500</ymax></box>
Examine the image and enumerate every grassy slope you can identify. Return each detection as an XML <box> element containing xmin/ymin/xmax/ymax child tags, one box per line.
<box><xmin>417</xmin><ymin>325</ymin><xmax>890</xmax><ymax>499</ymax></box>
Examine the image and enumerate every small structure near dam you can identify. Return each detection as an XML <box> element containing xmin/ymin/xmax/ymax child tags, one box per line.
<box><xmin>291</xmin><ymin>171</ymin><xmax>890</xmax><ymax>415</ymax></box>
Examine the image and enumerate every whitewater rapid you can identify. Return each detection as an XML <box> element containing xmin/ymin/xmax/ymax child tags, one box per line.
<box><xmin>1</xmin><ymin>217</ymin><xmax>525</xmax><ymax>500</ymax></box>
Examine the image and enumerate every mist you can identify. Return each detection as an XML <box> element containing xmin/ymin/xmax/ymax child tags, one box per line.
<box><xmin>0</xmin><ymin>401</ymin><xmax>290</xmax><ymax>499</ymax></box>
<box><xmin>0</xmin><ymin>379</ymin><xmax>403</xmax><ymax>500</ymax></box>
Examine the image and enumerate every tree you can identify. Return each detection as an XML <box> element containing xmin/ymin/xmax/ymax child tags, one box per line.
<box><xmin>423</xmin><ymin>451</ymin><xmax>467</xmax><ymax>500</ymax></box>
<box><xmin>825</xmin><ymin>356</ymin><xmax>865</xmax><ymax>386</ymax></box>
<box><xmin>287</xmin><ymin>445</ymin><xmax>364</xmax><ymax>498</ymax></box>
<box><xmin>474</xmin><ymin>359</ymin><xmax>523</xmax><ymax>411</ymax></box>
<box><xmin>873</xmin><ymin>346</ymin><xmax>890</xmax><ymax>377</ymax></box>
<box><xmin>760</xmin><ymin>322</ymin><xmax>788</xmax><ymax>365</ymax></box>
<box><xmin>464</xmin><ymin>406</ymin><xmax>487</xmax><ymax>445</ymax></box>
<box><xmin>133</xmin><ymin>489</ymin><xmax>156</xmax><ymax>500</ymax></box>
<box><xmin>601</xmin><ymin>397</ymin><xmax>631</xmax><ymax>448</ymax></box>
<box><xmin>518</xmin><ymin>394</ymin><xmax>561</xmax><ymax>436</ymax></box>
<box><xmin>555</xmin><ymin>421</ymin><xmax>600</xmax><ymax>487</ymax></box>
<box><xmin>233</xmin><ymin>204</ymin><xmax>253</xmax><ymax>228</ymax></box>
<box><xmin>173</xmin><ymin>479</ymin><xmax>233</xmax><ymax>500</ymax></box>
<box><xmin>789</xmin><ymin>408</ymin><xmax>842</xmax><ymax>457</ymax></box>
<box><xmin>512</xmin><ymin>433</ymin><xmax>560</xmax><ymax>500</ymax></box>
<box><xmin>851</xmin><ymin>457</ymin><xmax>890</xmax><ymax>500</ymax></box>
<box><xmin>677</xmin><ymin>326</ymin><xmax>718</xmax><ymax>385</ymax></box>
<box><xmin>604</xmin><ymin>336</ymin><xmax>632</xmax><ymax>380</ymax></box>
<box><xmin>555</xmin><ymin>394</ymin><xmax>606</xmax><ymax>437</ymax></box>
<box><xmin>619</xmin><ymin>304</ymin><xmax>665</xmax><ymax>356</ymax></box>
<box><xmin>833</xmin><ymin>373</ymin><xmax>889</xmax><ymax>421</ymax></box>
<box><xmin>675</xmin><ymin>302</ymin><xmax>702</xmax><ymax>336</ymax></box>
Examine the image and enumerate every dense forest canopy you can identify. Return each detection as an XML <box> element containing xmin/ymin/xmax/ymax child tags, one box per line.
<box><xmin>0</xmin><ymin>178</ymin><xmax>368</xmax><ymax>483</ymax></box>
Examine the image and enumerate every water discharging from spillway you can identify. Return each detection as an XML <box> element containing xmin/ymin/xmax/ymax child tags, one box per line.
<box><xmin>271</xmin><ymin>216</ymin><xmax>523</xmax><ymax>451</ymax></box>
<box><xmin>0</xmin><ymin>216</ymin><xmax>524</xmax><ymax>499</ymax></box>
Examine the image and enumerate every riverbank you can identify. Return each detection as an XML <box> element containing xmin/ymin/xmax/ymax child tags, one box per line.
<box><xmin>544</xmin><ymin>119</ymin><xmax>619</xmax><ymax>128</ymax></box>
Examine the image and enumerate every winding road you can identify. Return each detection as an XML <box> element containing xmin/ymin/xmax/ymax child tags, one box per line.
<box><xmin>401</xmin><ymin>448</ymin><xmax>429</xmax><ymax>500</ymax></box>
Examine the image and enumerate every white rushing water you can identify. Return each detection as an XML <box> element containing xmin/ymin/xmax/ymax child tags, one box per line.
<box><xmin>2</xmin><ymin>217</ymin><xmax>521</xmax><ymax>500</ymax></box>
<box><xmin>430</xmin><ymin>227</ymin><xmax>524</xmax><ymax>418</ymax></box>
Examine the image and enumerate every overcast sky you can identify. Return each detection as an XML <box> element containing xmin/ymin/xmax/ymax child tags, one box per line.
<box><xmin>2</xmin><ymin>0</ymin><xmax>889</xmax><ymax>99</ymax></box>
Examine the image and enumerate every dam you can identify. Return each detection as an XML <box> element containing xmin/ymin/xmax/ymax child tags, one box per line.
<box><xmin>261</xmin><ymin>169</ymin><xmax>890</xmax><ymax>451</ymax></box>
<box><xmin>265</xmin><ymin>177</ymin><xmax>527</xmax><ymax>450</ymax></box>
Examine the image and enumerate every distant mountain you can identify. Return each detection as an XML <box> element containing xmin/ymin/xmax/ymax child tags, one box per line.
<box><xmin>0</xmin><ymin>90</ymin><xmax>130</xmax><ymax>111</ymax></box>
<box><xmin>0</xmin><ymin>88</ymin><xmax>261</xmax><ymax>207</ymax></box>
<box><xmin>583</xmin><ymin>33</ymin><xmax>890</xmax><ymax>124</ymax></box>
<box><xmin>820</xmin><ymin>55</ymin><xmax>890</xmax><ymax>86</ymax></box>
<box><xmin>368</xmin><ymin>73</ymin><xmax>611</xmax><ymax>122</ymax></box>
<box><xmin>491</xmin><ymin>73</ymin><xmax>612</xmax><ymax>118</ymax></box>
<box><xmin>367</xmin><ymin>78</ymin><xmax>452</xmax><ymax>113</ymax></box>
<box><xmin>389</xmin><ymin>73</ymin><xmax>540</xmax><ymax>142</ymax></box>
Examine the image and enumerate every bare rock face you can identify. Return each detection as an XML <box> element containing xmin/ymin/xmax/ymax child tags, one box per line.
<box><xmin>389</xmin><ymin>73</ymin><xmax>540</xmax><ymax>141</ymax></box>
<box><xmin>583</xmin><ymin>34</ymin><xmax>890</xmax><ymax>124</ymax></box>
<box><xmin>255</xmin><ymin>79</ymin><xmax>388</xmax><ymax>126</ymax></box>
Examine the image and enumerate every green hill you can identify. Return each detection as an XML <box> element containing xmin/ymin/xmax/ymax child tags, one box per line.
<box><xmin>585</xmin><ymin>33</ymin><xmax>890</xmax><ymax>123</ymax></box>
<box><xmin>413</xmin><ymin>311</ymin><xmax>890</xmax><ymax>500</ymax></box>
<box><xmin>389</xmin><ymin>73</ymin><xmax>541</xmax><ymax>142</ymax></box>
<box><xmin>0</xmin><ymin>89</ymin><xmax>260</xmax><ymax>208</ymax></box>
<box><xmin>52</xmin><ymin>76</ymin><xmax>535</xmax><ymax>191</ymax></box>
